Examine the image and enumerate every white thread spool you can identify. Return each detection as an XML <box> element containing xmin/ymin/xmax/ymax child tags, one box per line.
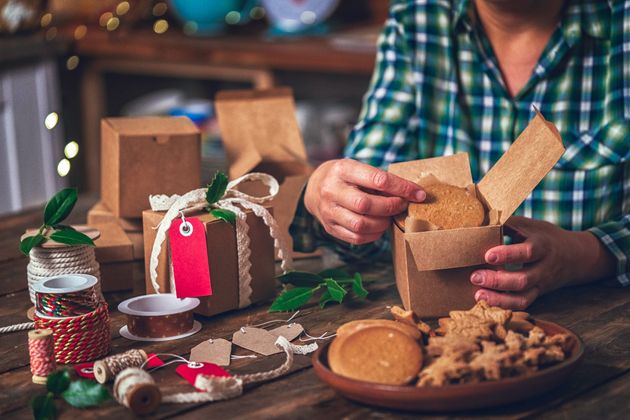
<box><xmin>114</xmin><ymin>367</ymin><xmax>161</xmax><ymax>416</ymax></box>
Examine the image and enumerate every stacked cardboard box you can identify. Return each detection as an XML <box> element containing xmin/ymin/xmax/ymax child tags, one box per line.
<box><xmin>90</xmin><ymin>116</ymin><xmax>201</xmax><ymax>291</ymax></box>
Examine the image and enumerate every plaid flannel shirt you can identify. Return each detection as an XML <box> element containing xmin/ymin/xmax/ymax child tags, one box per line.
<box><xmin>290</xmin><ymin>0</ymin><xmax>630</xmax><ymax>286</ymax></box>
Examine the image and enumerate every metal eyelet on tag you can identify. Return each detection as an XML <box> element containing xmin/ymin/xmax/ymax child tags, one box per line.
<box><xmin>180</xmin><ymin>221</ymin><xmax>193</xmax><ymax>237</ymax></box>
<box><xmin>187</xmin><ymin>362</ymin><xmax>204</xmax><ymax>369</ymax></box>
<box><xmin>81</xmin><ymin>367</ymin><xmax>94</xmax><ymax>374</ymax></box>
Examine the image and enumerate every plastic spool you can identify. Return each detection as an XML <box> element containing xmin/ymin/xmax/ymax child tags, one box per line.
<box><xmin>114</xmin><ymin>367</ymin><xmax>162</xmax><ymax>416</ymax></box>
<box><xmin>94</xmin><ymin>349</ymin><xmax>148</xmax><ymax>384</ymax></box>
<box><xmin>118</xmin><ymin>294</ymin><xmax>200</xmax><ymax>341</ymax></box>
<box><xmin>33</xmin><ymin>274</ymin><xmax>102</xmax><ymax>317</ymax></box>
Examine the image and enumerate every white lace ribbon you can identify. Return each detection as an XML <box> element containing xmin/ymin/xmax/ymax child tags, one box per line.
<box><xmin>148</xmin><ymin>173</ymin><xmax>293</xmax><ymax>308</ymax></box>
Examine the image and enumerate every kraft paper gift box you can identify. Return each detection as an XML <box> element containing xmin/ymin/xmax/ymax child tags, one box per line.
<box><xmin>101</xmin><ymin>116</ymin><xmax>201</xmax><ymax>218</ymax></box>
<box><xmin>215</xmin><ymin>88</ymin><xmax>313</xmax><ymax>257</ymax></box>
<box><xmin>388</xmin><ymin>111</ymin><xmax>565</xmax><ymax>318</ymax></box>
<box><xmin>142</xmin><ymin>207</ymin><xmax>276</xmax><ymax>317</ymax></box>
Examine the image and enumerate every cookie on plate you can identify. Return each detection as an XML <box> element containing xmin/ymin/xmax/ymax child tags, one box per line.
<box><xmin>336</xmin><ymin>319</ymin><xmax>422</xmax><ymax>341</ymax></box>
<box><xmin>329</xmin><ymin>325</ymin><xmax>423</xmax><ymax>385</ymax></box>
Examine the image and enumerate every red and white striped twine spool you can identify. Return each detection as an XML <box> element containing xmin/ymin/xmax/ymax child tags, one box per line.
<box><xmin>34</xmin><ymin>304</ymin><xmax>111</xmax><ymax>364</ymax></box>
<box><xmin>28</xmin><ymin>329</ymin><xmax>56</xmax><ymax>384</ymax></box>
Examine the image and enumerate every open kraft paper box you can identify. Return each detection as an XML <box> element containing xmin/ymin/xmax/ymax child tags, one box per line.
<box><xmin>388</xmin><ymin>111</ymin><xmax>565</xmax><ymax>318</ymax></box>
<box><xmin>214</xmin><ymin>88</ymin><xmax>314</xmax><ymax>258</ymax></box>
<box><xmin>143</xmin><ymin>207</ymin><xmax>275</xmax><ymax>317</ymax></box>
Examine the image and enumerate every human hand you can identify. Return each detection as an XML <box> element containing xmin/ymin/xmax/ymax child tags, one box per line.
<box><xmin>471</xmin><ymin>216</ymin><xmax>616</xmax><ymax>309</ymax></box>
<box><xmin>304</xmin><ymin>159</ymin><xmax>426</xmax><ymax>245</ymax></box>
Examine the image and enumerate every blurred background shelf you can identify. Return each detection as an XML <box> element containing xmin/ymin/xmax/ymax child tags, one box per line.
<box><xmin>0</xmin><ymin>0</ymin><xmax>386</xmax><ymax>214</ymax></box>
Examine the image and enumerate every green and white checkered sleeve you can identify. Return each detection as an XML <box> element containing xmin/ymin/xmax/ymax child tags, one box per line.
<box><xmin>344</xmin><ymin>0</ymin><xmax>418</xmax><ymax>168</ymax></box>
<box><xmin>290</xmin><ymin>1</ymin><xmax>419</xmax><ymax>262</ymax></box>
<box><xmin>589</xmin><ymin>215</ymin><xmax>630</xmax><ymax>286</ymax></box>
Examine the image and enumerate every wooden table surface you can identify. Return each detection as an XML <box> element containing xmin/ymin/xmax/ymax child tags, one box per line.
<box><xmin>0</xmin><ymin>198</ymin><xmax>628</xmax><ymax>419</ymax></box>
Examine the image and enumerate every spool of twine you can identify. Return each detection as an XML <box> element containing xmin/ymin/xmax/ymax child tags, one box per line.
<box><xmin>34</xmin><ymin>304</ymin><xmax>110</xmax><ymax>364</ymax></box>
<box><xmin>27</xmin><ymin>245</ymin><xmax>101</xmax><ymax>304</ymax></box>
<box><xmin>28</xmin><ymin>329</ymin><xmax>56</xmax><ymax>384</ymax></box>
<box><xmin>94</xmin><ymin>349</ymin><xmax>147</xmax><ymax>384</ymax></box>
<box><xmin>114</xmin><ymin>368</ymin><xmax>162</xmax><ymax>416</ymax></box>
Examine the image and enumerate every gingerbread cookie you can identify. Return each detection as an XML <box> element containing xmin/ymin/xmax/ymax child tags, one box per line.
<box><xmin>329</xmin><ymin>326</ymin><xmax>423</xmax><ymax>385</ymax></box>
<box><xmin>336</xmin><ymin>319</ymin><xmax>422</xmax><ymax>341</ymax></box>
<box><xmin>408</xmin><ymin>182</ymin><xmax>485</xmax><ymax>229</ymax></box>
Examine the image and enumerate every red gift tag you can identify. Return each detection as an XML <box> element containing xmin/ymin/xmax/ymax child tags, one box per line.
<box><xmin>176</xmin><ymin>362</ymin><xmax>231</xmax><ymax>391</ymax></box>
<box><xmin>169</xmin><ymin>217</ymin><xmax>212</xmax><ymax>298</ymax></box>
<box><xmin>145</xmin><ymin>353</ymin><xmax>165</xmax><ymax>368</ymax></box>
<box><xmin>74</xmin><ymin>362</ymin><xmax>95</xmax><ymax>379</ymax></box>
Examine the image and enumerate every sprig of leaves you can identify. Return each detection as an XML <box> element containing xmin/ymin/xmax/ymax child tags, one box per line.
<box><xmin>206</xmin><ymin>171</ymin><xmax>236</xmax><ymax>224</ymax></box>
<box><xmin>269</xmin><ymin>268</ymin><xmax>368</xmax><ymax>312</ymax></box>
<box><xmin>31</xmin><ymin>370</ymin><xmax>111</xmax><ymax>420</ymax></box>
<box><xmin>19</xmin><ymin>188</ymin><xmax>95</xmax><ymax>255</ymax></box>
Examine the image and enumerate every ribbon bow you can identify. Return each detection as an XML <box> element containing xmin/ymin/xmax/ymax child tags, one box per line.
<box><xmin>148</xmin><ymin>173</ymin><xmax>293</xmax><ymax>308</ymax></box>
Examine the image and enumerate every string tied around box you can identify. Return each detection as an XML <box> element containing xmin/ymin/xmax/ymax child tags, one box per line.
<box><xmin>148</xmin><ymin>172</ymin><xmax>294</xmax><ymax>308</ymax></box>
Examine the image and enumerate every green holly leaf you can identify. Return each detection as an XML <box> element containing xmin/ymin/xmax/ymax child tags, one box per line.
<box><xmin>352</xmin><ymin>273</ymin><xmax>368</xmax><ymax>299</ymax></box>
<box><xmin>20</xmin><ymin>234</ymin><xmax>46</xmax><ymax>256</ymax></box>
<box><xmin>318</xmin><ymin>268</ymin><xmax>351</xmax><ymax>279</ymax></box>
<box><xmin>269</xmin><ymin>287</ymin><xmax>315</xmax><ymax>312</ymax></box>
<box><xmin>44</xmin><ymin>188</ymin><xmax>77</xmax><ymax>226</ymax></box>
<box><xmin>49</xmin><ymin>227</ymin><xmax>94</xmax><ymax>246</ymax></box>
<box><xmin>319</xmin><ymin>290</ymin><xmax>335</xmax><ymax>308</ymax></box>
<box><xmin>32</xmin><ymin>393</ymin><xmax>56</xmax><ymax>420</ymax></box>
<box><xmin>276</xmin><ymin>271</ymin><xmax>324</xmax><ymax>287</ymax></box>
<box><xmin>325</xmin><ymin>278</ymin><xmax>347</xmax><ymax>303</ymax></box>
<box><xmin>46</xmin><ymin>370</ymin><xmax>71</xmax><ymax>395</ymax></box>
<box><xmin>61</xmin><ymin>379</ymin><xmax>111</xmax><ymax>408</ymax></box>
<box><xmin>210</xmin><ymin>208</ymin><xmax>236</xmax><ymax>224</ymax></box>
<box><xmin>206</xmin><ymin>171</ymin><xmax>229</xmax><ymax>205</ymax></box>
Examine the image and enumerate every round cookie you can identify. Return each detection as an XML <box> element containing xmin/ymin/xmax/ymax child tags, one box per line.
<box><xmin>408</xmin><ymin>182</ymin><xmax>485</xmax><ymax>229</ymax></box>
<box><xmin>329</xmin><ymin>326</ymin><xmax>423</xmax><ymax>385</ymax></box>
<box><xmin>336</xmin><ymin>319</ymin><xmax>422</xmax><ymax>341</ymax></box>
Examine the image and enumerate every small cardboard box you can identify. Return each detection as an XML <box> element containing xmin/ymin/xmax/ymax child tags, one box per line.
<box><xmin>87</xmin><ymin>201</ymin><xmax>143</xmax><ymax>232</ymax></box>
<box><xmin>142</xmin><ymin>207</ymin><xmax>276</xmax><ymax>316</ymax></box>
<box><xmin>388</xmin><ymin>111</ymin><xmax>565</xmax><ymax>318</ymax></box>
<box><xmin>215</xmin><ymin>88</ymin><xmax>313</xmax><ymax>256</ymax></box>
<box><xmin>101</xmin><ymin>116</ymin><xmax>201</xmax><ymax>218</ymax></box>
<box><xmin>91</xmin><ymin>222</ymin><xmax>135</xmax><ymax>292</ymax></box>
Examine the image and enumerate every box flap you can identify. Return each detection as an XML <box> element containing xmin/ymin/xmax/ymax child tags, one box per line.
<box><xmin>404</xmin><ymin>225</ymin><xmax>502</xmax><ymax>271</ymax></box>
<box><xmin>477</xmin><ymin>111</ymin><xmax>565</xmax><ymax>224</ymax></box>
<box><xmin>104</xmin><ymin>116</ymin><xmax>199</xmax><ymax>136</ymax></box>
<box><xmin>215</xmin><ymin>88</ymin><xmax>311</xmax><ymax>179</ymax></box>
<box><xmin>388</xmin><ymin>153</ymin><xmax>473</xmax><ymax>188</ymax></box>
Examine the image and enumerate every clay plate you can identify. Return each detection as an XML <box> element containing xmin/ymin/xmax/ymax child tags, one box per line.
<box><xmin>312</xmin><ymin>319</ymin><xmax>583</xmax><ymax>412</ymax></box>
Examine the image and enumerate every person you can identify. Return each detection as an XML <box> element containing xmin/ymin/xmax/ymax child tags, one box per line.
<box><xmin>290</xmin><ymin>0</ymin><xmax>629</xmax><ymax>310</ymax></box>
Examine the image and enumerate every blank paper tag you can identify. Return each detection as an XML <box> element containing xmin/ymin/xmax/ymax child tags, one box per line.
<box><xmin>176</xmin><ymin>362</ymin><xmax>231</xmax><ymax>391</ymax></box>
<box><xmin>169</xmin><ymin>218</ymin><xmax>212</xmax><ymax>298</ymax></box>
<box><xmin>190</xmin><ymin>338</ymin><xmax>232</xmax><ymax>367</ymax></box>
<box><xmin>269</xmin><ymin>323</ymin><xmax>304</xmax><ymax>342</ymax></box>
<box><xmin>232</xmin><ymin>327</ymin><xmax>281</xmax><ymax>356</ymax></box>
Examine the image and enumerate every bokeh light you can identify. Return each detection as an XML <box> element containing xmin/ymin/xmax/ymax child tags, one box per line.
<box><xmin>300</xmin><ymin>11</ymin><xmax>316</xmax><ymax>25</ymax></box>
<box><xmin>45</xmin><ymin>27</ymin><xmax>57</xmax><ymax>41</ymax></box>
<box><xmin>40</xmin><ymin>13</ymin><xmax>52</xmax><ymax>27</ymax></box>
<box><xmin>44</xmin><ymin>112</ymin><xmax>59</xmax><ymax>130</ymax></box>
<box><xmin>152</xmin><ymin>2</ymin><xmax>168</xmax><ymax>17</ymax></box>
<box><xmin>225</xmin><ymin>11</ymin><xmax>241</xmax><ymax>25</ymax></box>
<box><xmin>57</xmin><ymin>159</ymin><xmax>71</xmax><ymax>177</ymax></box>
<box><xmin>64</xmin><ymin>141</ymin><xmax>79</xmax><ymax>159</ymax></box>
<box><xmin>99</xmin><ymin>12</ymin><xmax>113</xmax><ymax>27</ymax></box>
<box><xmin>183</xmin><ymin>21</ymin><xmax>198</xmax><ymax>35</ymax></box>
<box><xmin>106</xmin><ymin>17</ymin><xmax>120</xmax><ymax>31</ymax></box>
<box><xmin>116</xmin><ymin>1</ymin><xmax>130</xmax><ymax>16</ymax></box>
<box><xmin>74</xmin><ymin>25</ymin><xmax>87</xmax><ymax>40</ymax></box>
<box><xmin>66</xmin><ymin>55</ymin><xmax>80</xmax><ymax>70</ymax></box>
<box><xmin>153</xmin><ymin>19</ymin><xmax>169</xmax><ymax>34</ymax></box>
<box><xmin>250</xmin><ymin>7</ymin><xmax>265</xmax><ymax>20</ymax></box>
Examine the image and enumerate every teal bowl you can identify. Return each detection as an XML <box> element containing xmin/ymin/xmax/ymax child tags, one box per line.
<box><xmin>168</xmin><ymin>0</ymin><xmax>252</xmax><ymax>35</ymax></box>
